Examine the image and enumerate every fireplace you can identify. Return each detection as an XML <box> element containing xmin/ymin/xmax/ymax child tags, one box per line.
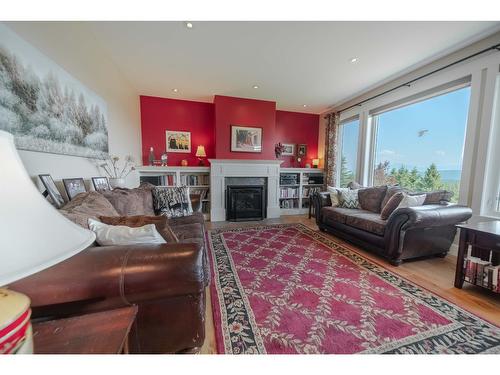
<box><xmin>226</xmin><ymin>184</ymin><xmax>266</xmax><ymax>221</ymax></box>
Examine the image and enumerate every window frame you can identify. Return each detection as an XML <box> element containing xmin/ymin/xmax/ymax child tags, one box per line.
<box><xmin>367</xmin><ymin>82</ymin><xmax>472</xmax><ymax>195</ymax></box>
<box><xmin>337</xmin><ymin>116</ymin><xmax>361</xmax><ymax>187</ymax></box>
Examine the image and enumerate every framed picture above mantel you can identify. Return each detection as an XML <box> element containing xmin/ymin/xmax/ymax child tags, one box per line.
<box><xmin>231</xmin><ymin>125</ymin><xmax>262</xmax><ymax>153</ymax></box>
<box><xmin>166</xmin><ymin>131</ymin><xmax>191</xmax><ymax>153</ymax></box>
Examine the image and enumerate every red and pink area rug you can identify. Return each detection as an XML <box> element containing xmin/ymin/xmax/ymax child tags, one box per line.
<box><xmin>208</xmin><ymin>223</ymin><xmax>500</xmax><ymax>354</ymax></box>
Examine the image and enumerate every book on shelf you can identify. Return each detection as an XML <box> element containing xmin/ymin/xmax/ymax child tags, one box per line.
<box><xmin>280</xmin><ymin>199</ymin><xmax>299</xmax><ymax>209</ymax></box>
<box><xmin>280</xmin><ymin>187</ymin><xmax>299</xmax><ymax>198</ymax></box>
<box><xmin>180</xmin><ymin>174</ymin><xmax>210</xmax><ymax>186</ymax></box>
<box><xmin>464</xmin><ymin>256</ymin><xmax>499</xmax><ymax>292</ymax></box>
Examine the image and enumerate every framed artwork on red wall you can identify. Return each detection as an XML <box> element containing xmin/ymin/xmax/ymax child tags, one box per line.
<box><xmin>166</xmin><ymin>131</ymin><xmax>191</xmax><ymax>153</ymax></box>
<box><xmin>231</xmin><ymin>125</ymin><xmax>262</xmax><ymax>153</ymax></box>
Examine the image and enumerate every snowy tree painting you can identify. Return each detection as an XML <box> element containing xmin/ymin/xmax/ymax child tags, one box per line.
<box><xmin>0</xmin><ymin>24</ymin><xmax>108</xmax><ymax>158</ymax></box>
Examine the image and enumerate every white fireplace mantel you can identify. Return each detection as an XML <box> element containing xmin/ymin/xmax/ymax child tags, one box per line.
<box><xmin>209</xmin><ymin>159</ymin><xmax>283</xmax><ymax>221</ymax></box>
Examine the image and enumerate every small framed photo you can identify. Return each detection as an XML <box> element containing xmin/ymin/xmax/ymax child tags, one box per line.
<box><xmin>282</xmin><ymin>144</ymin><xmax>295</xmax><ymax>156</ymax></box>
<box><xmin>231</xmin><ymin>125</ymin><xmax>262</xmax><ymax>153</ymax></box>
<box><xmin>92</xmin><ymin>176</ymin><xmax>111</xmax><ymax>192</ymax></box>
<box><xmin>62</xmin><ymin>178</ymin><xmax>87</xmax><ymax>201</ymax></box>
<box><xmin>39</xmin><ymin>174</ymin><xmax>65</xmax><ymax>208</ymax></box>
<box><xmin>297</xmin><ymin>144</ymin><xmax>307</xmax><ymax>157</ymax></box>
<box><xmin>166</xmin><ymin>131</ymin><xmax>191</xmax><ymax>153</ymax></box>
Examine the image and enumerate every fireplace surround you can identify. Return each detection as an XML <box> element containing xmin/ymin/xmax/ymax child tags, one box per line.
<box><xmin>209</xmin><ymin>159</ymin><xmax>282</xmax><ymax>222</ymax></box>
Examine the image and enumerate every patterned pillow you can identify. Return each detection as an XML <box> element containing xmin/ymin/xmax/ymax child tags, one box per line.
<box><xmin>327</xmin><ymin>186</ymin><xmax>348</xmax><ymax>207</ymax></box>
<box><xmin>338</xmin><ymin>189</ymin><xmax>360</xmax><ymax>209</ymax></box>
<box><xmin>152</xmin><ymin>186</ymin><xmax>193</xmax><ymax>218</ymax></box>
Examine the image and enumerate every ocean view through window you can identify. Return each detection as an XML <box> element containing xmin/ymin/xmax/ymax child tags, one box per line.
<box><xmin>372</xmin><ymin>86</ymin><xmax>471</xmax><ymax>202</ymax></box>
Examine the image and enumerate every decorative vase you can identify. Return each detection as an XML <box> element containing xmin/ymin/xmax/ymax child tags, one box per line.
<box><xmin>109</xmin><ymin>178</ymin><xmax>126</xmax><ymax>189</ymax></box>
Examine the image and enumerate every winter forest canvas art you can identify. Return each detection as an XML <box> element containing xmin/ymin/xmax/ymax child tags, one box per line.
<box><xmin>0</xmin><ymin>24</ymin><xmax>108</xmax><ymax>158</ymax></box>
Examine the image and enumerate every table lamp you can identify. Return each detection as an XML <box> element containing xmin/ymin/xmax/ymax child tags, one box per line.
<box><xmin>312</xmin><ymin>158</ymin><xmax>320</xmax><ymax>168</ymax></box>
<box><xmin>195</xmin><ymin>145</ymin><xmax>207</xmax><ymax>166</ymax></box>
<box><xmin>0</xmin><ymin>130</ymin><xmax>96</xmax><ymax>354</ymax></box>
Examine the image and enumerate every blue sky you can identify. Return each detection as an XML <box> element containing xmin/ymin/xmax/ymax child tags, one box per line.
<box><xmin>341</xmin><ymin>86</ymin><xmax>471</xmax><ymax>173</ymax></box>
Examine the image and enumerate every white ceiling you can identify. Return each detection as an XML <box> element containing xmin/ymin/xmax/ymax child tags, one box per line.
<box><xmin>86</xmin><ymin>21</ymin><xmax>500</xmax><ymax>114</ymax></box>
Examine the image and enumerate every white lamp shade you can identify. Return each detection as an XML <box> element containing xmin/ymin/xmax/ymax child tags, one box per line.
<box><xmin>0</xmin><ymin>131</ymin><xmax>96</xmax><ymax>286</ymax></box>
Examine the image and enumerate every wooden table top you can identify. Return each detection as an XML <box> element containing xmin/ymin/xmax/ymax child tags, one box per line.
<box><xmin>457</xmin><ymin>220</ymin><xmax>500</xmax><ymax>236</ymax></box>
<box><xmin>33</xmin><ymin>306</ymin><xmax>137</xmax><ymax>354</ymax></box>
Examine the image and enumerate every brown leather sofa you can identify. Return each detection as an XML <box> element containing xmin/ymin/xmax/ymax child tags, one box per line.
<box><xmin>10</xmin><ymin>184</ymin><xmax>209</xmax><ymax>354</ymax></box>
<box><xmin>312</xmin><ymin>186</ymin><xmax>472</xmax><ymax>266</ymax></box>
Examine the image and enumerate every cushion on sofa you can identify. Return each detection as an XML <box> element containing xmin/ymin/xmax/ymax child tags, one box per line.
<box><xmin>358</xmin><ymin>185</ymin><xmax>388</xmax><ymax>213</ymax></box>
<box><xmin>100</xmin><ymin>183</ymin><xmax>155</xmax><ymax>216</ymax></box>
<box><xmin>59</xmin><ymin>191</ymin><xmax>119</xmax><ymax>229</ymax></box>
<box><xmin>344</xmin><ymin>211</ymin><xmax>387</xmax><ymax>236</ymax></box>
<box><xmin>153</xmin><ymin>186</ymin><xmax>193</xmax><ymax>218</ymax></box>
<box><xmin>380</xmin><ymin>192</ymin><xmax>404</xmax><ymax>220</ymax></box>
<box><xmin>347</xmin><ymin>181</ymin><xmax>364</xmax><ymax>190</ymax></box>
<box><xmin>167</xmin><ymin>211</ymin><xmax>205</xmax><ymax>227</ymax></box>
<box><xmin>99</xmin><ymin>215</ymin><xmax>179</xmax><ymax>243</ymax></box>
<box><xmin>381</xmin><ymin>185</ymin><xmax>403</xmax><ymax>209</ymax></box>
<box><xmin>338</xmin><ymin>189</ymin><xmax>360</xmax><ymax>209</ymax></box>
<box><xmin>87</xmin><ymin>218</ymin><xmax>166</xmax><ymax>246</ymax></box>
<box><xmin>423</xmin><ymin>190</ymin><xmax>453</xmax><ymax>204</ymax></box>
<box><xmin>321</xmin><ymin>206</ymin><xmax>357</xmax><ymax>225</ymax></box>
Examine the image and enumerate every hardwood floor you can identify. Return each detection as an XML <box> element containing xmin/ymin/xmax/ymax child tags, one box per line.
<box><xmin>201</xmin><ymin>215</ymin><xmax>500</xmax><ymax>354</ymax></box>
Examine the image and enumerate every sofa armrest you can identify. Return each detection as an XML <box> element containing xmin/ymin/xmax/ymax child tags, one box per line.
<box><xmin>312</xmin><ymin>192</ymin><xmax>332</xmax><ymax>224</ymax></box>
<box><xmin>9</xmin><ymin>241</ymin><xmax>206</xmax><ymax>309</ymax></box>
<box><xmin>384</xmin><ymin>204</ymin><xmax>472</xmax><ymax>252</ymax></box>
<box><xmin>387</xmin><ymin>204</ymin><xmax>472</xmax><ymax>230</ymax></box>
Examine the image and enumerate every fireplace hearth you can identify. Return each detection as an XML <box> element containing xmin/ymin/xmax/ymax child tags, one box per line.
<box><xmin>226</xmin><ymin>185</ymin><xmax>266</xmax><ymax>221</ymax></box>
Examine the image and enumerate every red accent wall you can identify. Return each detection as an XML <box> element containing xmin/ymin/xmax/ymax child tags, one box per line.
<box><xmin>214</xmin><ymin>95</ymin><xmax>276</xmax><ymax>160</ymax></box>
<box><xmin>139</xmin><ymin>95</ymin><xmax>215</xmax><ymax>166</ymax></box>
<box><xmin>140</xmin><ymin>95</ymin><xmax>320</xmax><ymax>167</ymax></box>
<box><xmin>275</xmin><ymin>110</ymin><xmax>320</xmax><ymax>167</ymax></box>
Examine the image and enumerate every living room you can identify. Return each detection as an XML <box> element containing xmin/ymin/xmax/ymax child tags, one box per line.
<box><xmin>1</xmin><ymin>1</ymin><xmax>499</xmax><ymax>373</ymax></box>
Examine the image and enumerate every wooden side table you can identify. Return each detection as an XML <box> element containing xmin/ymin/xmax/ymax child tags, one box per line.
<box><xmin>33</xmin><ymin>306</ymin><xmax>137</xmax><ymax>354</ymax></box>
<box><xmin>455</xmin><ymin>221</ymin><xmax>500</xmax><ymax>291</ymax></box>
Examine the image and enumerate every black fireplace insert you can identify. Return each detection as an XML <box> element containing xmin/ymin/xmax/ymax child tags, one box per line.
<box><xmin>226</xmin><ymin>185</ymin><xmax>266</xmax><ymax>221</ymax></box>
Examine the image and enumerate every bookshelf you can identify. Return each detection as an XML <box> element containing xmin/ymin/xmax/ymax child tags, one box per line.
<box><xmin>137</xmin><ymin>166</ymin><xmax>211</xmax><ymax>220</ymax></box>
<box><xmin>279</xmin><ymin>168</ymin><xmax>324</xmax><ymax>216</ymax></box>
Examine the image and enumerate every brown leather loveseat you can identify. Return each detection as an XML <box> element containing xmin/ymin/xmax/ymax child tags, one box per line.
<box><xmin>10</xmin><ymin>183</ymin><xmax>209</xmax><ymax>354</ymax></box>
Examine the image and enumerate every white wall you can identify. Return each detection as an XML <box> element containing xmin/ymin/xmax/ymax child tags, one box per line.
<box><xmin>2</xmin><ymin>22</ymin><xmax>141</xmax><ymax>194</ymax></box>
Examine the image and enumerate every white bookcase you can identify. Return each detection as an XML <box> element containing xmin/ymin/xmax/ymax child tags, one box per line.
<box><xmin>279</xmin><ymin>168</ymin><xmax>324</xmax><ymax>216</ymax></box>
<box><xmin>136</xmin><ymin>166</ymin><xmax>211</xmax><ymax>220</ymax></box>
<box><xmin>137</xmin><ymin>166</ymin><xmax>324</xmax><ymax>220</ymax></box>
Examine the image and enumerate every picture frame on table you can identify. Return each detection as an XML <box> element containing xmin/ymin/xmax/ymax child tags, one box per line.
<box><xmin>62</xmin><ymin>178</ymin><xmax>87</xmax><ymax>201</ymax></box>
<box><xmin>231</xmin><ymin>125</ymin><xmax>262</xmax><ymax>153</ymax></box>
<box><xmin>92</xmin><ymin>176</ymin><xmax>111</xmax><ymax>192</ymax></box>
<box><xmin>282</xmin><ymin>143</ymin><xmax>295</xmax><ymax>156</ymax></box>
<box><xmin>166</xmin><ymin>131</ymin><xmax>191</xmax><ymax>153</ymax></box>
<box><xmin>38</xmin><ymin>174</ymin><xmax>65</xmax><ymax>208</ymax></box>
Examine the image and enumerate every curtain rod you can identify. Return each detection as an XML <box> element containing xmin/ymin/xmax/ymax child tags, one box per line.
<box><xmin>329</xmin><ymin>42</ymin><xmax>500</xmax><ymax>116</ymax></box>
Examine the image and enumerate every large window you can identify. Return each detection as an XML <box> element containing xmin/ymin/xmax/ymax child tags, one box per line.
<box><xmin>339</xmin><ymin>118</ymin><xmax>359</xmax><ymax>187</ymax></box>
<box><xmin>372</xmin><ymin>86</ymin><xmax>471</xmax><ymax>202</ymax></box>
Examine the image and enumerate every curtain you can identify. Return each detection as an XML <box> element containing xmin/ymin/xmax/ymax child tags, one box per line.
<box><xmin>324</xmin><ymin>112</ymin><xmax>340</xmax><ymax>187</ymax></box>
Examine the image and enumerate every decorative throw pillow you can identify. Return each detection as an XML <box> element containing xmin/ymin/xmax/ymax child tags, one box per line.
<box><xmin>347</xmin><ymin>181</ymin><xmax>364</xmax><ymax>190</ymax></box>
<box><xmin>423</xmin><ymin>190</ymin><xmax>453</xmax><ymax>205</ymax></box>
<box><xmin>59</xmin><ymin>191</ymin><xmax>119</xmax><ymax>229</ymax></box>
<box><xmin>153</xmin><ymin>186</ymin><xmax>193</xmax><ymax>218</ymax></box>
<box><xmin>338</xmin><ymin>189</ymin><xmax>360</xmax><ymax>209</ymax></box>
<box><xmin>381</xmin><ymin>185</ymin><xmax>403</xmax><ymax>209</ymax></box>
<box><xmin>397</xmin><ymin>193</ymin><xmax>426</xmax><ymax>209</ymax></box>
<box><xmin>327</xmin><ymin>186</ymin><xmax>348</xmax><ymax>207</ymax></box>
<box><xmin>358</xmin><ymin>185</ymin><xmax>388</xmax><ymax>213</ymax></box>
<box><xmin>380</xmin><ymin>192</ymin><xmax>404</xmax><ymax>220</ymax></box>
<box><xmin>100</xmin><ymin>183</ymin><xmax>155</xmax><ymax>216</ymax></box>
<box><xmin>87</xmin><ymin>218</ymin><xmax>166</xmax><ymax>246</ymax></box>
<box><xmin>99</xmin><ymin>215</ymin><xmax>179</xmax><ymax>243</ymax></box>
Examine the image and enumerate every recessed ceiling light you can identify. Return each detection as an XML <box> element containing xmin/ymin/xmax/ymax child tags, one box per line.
<box><xmin>185</xmin><ymin>22</ymin><xmax>193</xmax><ymax>29</ymax></box>
<box><xmin>252</xmin><ymin>85</ymin><xmax>259</xmax><ymax>89</ymax></box>
<box><xmin>172</xmin><ymin>88</ymin><xmax>178</xmax><ymax>93</ymax></box>
<box><xmin>303</xmin><ymin>104</ymin><xmax>307</xmax><ymax>108</ymax></box>
<box><xmin>350</xmin><ymin>57</ymin><xmax>359</xmax><ymax>63</ymax></box>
